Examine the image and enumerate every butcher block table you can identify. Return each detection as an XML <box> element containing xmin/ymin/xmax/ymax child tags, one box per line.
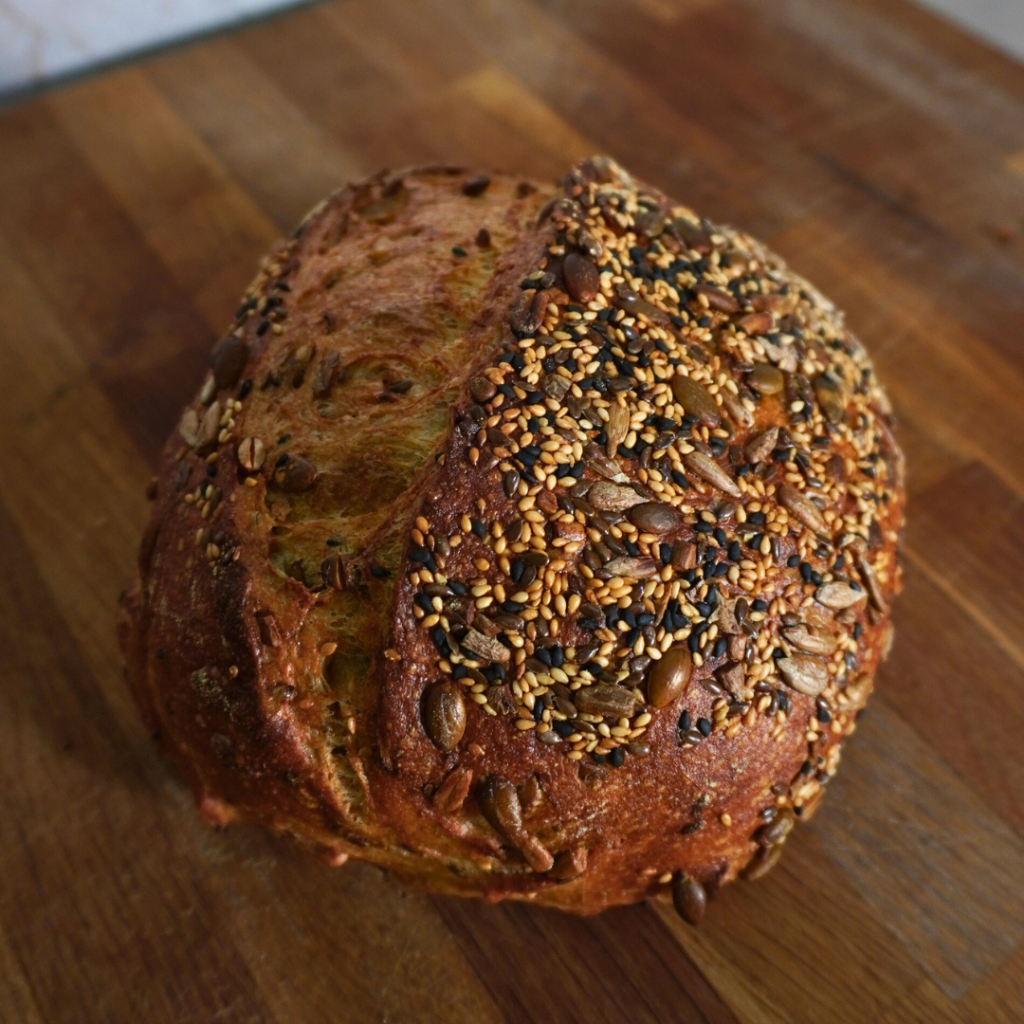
<box><xmin>2</xmin><ymin>0</ymin><xmax>1024</xmax><ymax>1021</ymax></box>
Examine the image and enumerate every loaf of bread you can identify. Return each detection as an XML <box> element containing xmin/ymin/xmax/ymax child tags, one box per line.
<box><xmin>119</xmin><ymin>157</ymin><xmax>904</xmax><ymax>920</ymax></box>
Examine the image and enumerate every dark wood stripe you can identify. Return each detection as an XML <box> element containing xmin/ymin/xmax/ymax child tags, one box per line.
<box><xmin>434</xmin><ymin>896</ymin><xmax>739</xmax><ymax>1024</ymax></box>
<box><xmin>0</xmin><ymin>101</ymin><xmax>215</xmax><ymax>465</ymax></box>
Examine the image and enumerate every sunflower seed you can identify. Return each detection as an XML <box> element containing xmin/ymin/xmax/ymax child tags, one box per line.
<box><xmin>721</xmin><ymin>389</ymin><xmax>753</xmax><ymax>427</ymax></box>
<box><xmin>715</xmin><ymin>661</ymin><xmax>747</xmax><ymax>699</ymax></box>
<box><xmin>778</xmin><ymin>485</ymin><xmax>827</xmax><ymax>534</ymax></box>
<box><xmin>179</xmin><ymin>408</ymin><xmax>200</xmax><ymax>447</ymax></box>
<box><xmin>736</xmin><ymin>311</ymin><xmax>774</xmax><ymax>336</ymax></box>
<box><xmin>574</xmin><ymin>684</ymin><xmax>637</xmax><ymax>717</ymax></box>
<box><xmin>683</xmin><ymin>451</ymin><xmax>741</xmax><ymax>498</ymax></box>
<box><xmin>814</xmin><ymin>373</ymin><xmax>846</xmax><ymax>424</ymax></box>
<box><xmin>777</xmin><ymin>655</ymin><xmax>828</xmax><ymax>696</ymax></box>
<box><xmin>695</xmin><ymin>284</ymin><xmax>739</xmax><ymax>313</ymax></box>
<box><xmin>603</xmin><ymin>556</ymin><xmax>660</xmax><ymax>578</ymax></box>
<box><xmin>312</xmin><ymin>351</ymin><xmax>341</xmax><ymax>398</ymax></box>
<box><xmin>519</xmin><ymin>834</ymin><xmax>554</xmax><ymax>873</ymax></box>
<box><xmin>461</xmin><ymin>629</ymin><xmax>511</xmax><ymax>664</ymax></box>
<box><xmin>542</xmin><ymin>373</ymin><xmax>571</xmax><ymax>400</ymax></box>
<box><xmin>606</xmin><ymin>403</ymin><xmax>630</xmax><ymax>458</ymax></box>
<box><xmin>433</xmin><ymin>766</ymin><xmax>473</xmax><ymax>813</ymax></box>
<box><xmin>782</xmin><ymin>625</ymin><xmax>838</xmax><ymax>656</ymax></box>
<box><xmin>857</xmin><ymin>554</ymin><xmax>888</xmax><ymax>613</ymax></box>
<box><xmin>196</xmin><ymin>401</ymin><xmax>221</xmax><ymax>453</ymax></box>
<box><xmin>744</xmin><ymin>426</ymin><xmax>778</xmax><ymax>464</ymax></box>
<box><xmin>588</xmin><ymin>482</ymin><xmax>646</xmax><ymax>510</ymax></box>
<box><xmin>549</xmin><ymin>846</ymin><xmax>588</xmax><ymax>880</ymax></box>
<box><xmin>815</xmin><ymin>581</ymin><xmax>867</xmax><ymax>609</ymax></box>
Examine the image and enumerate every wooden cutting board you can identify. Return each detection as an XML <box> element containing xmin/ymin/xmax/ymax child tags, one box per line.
<box><xmin>2</xmin><ymin>0</ymin><xmax>1023</xmax><ymax>1020</ymax></box>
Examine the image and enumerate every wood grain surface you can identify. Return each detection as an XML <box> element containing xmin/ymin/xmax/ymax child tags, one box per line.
<box><xmin>2</xmin><ymin>1</ymin><xmax>1024</xmax><ymax>1021</ymax></box>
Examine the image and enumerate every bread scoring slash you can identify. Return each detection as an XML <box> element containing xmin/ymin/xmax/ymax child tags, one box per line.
<box><xmin>119</xmin><ymin>158</ymin><xmax>904</xmax><ymax>920</ymax></box>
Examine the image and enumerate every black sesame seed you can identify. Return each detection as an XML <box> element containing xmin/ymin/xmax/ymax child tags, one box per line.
<box><xmin>679</xmin><ymin>710</ymin><xmax>692</xmax><ymax>731</ymax></box>
<box><xmin>697</xmin><ymin>717</ymin><xmax>712</xmax><ymax>737</ymax></box>
<box><xmin>452</xmin><ymin>246</ymin><xmax>467</xmax><ymax>257</ymax></box>
<box><xmin>787</xmin><ymin>554</ymin><xmax>800</xmax><ymax>568</ymax></box>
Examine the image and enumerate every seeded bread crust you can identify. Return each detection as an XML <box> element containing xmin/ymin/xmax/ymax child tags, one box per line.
<box><xmin>120</xmin><ymin>158</ymin><xmax>904</xmax><ymax>918</ymax></box>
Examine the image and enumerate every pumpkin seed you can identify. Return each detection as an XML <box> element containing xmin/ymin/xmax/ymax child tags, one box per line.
<box><xmin>424</xmin><ymin>682</ymin><xmax>467</xmax><ymax>751</ymax></box>
<box><xmin>646</xmin><ymin>647</ymin><xmax>693</xmax><ymax>708</ymax></box>
<box><xmin>756</xmin><ymin>806</ymin><xmax>795</xmax><ymax>846</ymax></box>
<box><xmin>469</xmin><ymin>376</ymin><xmax>496</xmax><ymax>402</ymax></box>
<box><xmin>672</xmin><ymin>873</ymin><xmax>707</xmax><ymax>926</ymax></box>
<box><xmin>670</xmin><ymin>375</ymin><xmax>720</xmax><ymax>427</ymax></box>
<box><xmin>628</xmin><ymin>502</ymin><xmax>685</xmax><ymax>535</ymax></box>
<box><xmin>275</xmin><ymin>455</ymin><xmax>318</xmax><ymax>492</ymax></box>
<box><xmin>211</xmin><ymin>335</ymin><xmax>247</xmax><ymax>389</ymax></box>
<box><xmin>741</xmin><ymin>843</ymin><xmax>782</xmax><ymax>881</ymax></box>
<box><xmin>508</xmin><ymin>289</ymin><xmax>547</xmax><ymax>336</ymax></box>
<box><xmin>563</xmin><ymin>252</ymin><xmax>600</xmax><ymax>303</ymax></box>
<box><xmin>478</xmin><ymin>775</ymin><xmax>522</xmax><ymax>839</ymax></box>
<box><xmin>748</xmin><ymin>364</ymin><xmax>784</xmax><ymax>395</ymax></box>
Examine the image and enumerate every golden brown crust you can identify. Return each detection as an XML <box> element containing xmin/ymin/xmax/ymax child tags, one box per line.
<box><xmin>120</xmin><ymin>158</ymin><xmax>904</xmax><ymax>917</ymax></box>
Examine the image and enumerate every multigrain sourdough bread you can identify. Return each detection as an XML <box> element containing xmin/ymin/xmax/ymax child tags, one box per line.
<box><xmin>120</xmin><ymin>157</ymin><xmax>904</xmax><ymax>920</ymax></box>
